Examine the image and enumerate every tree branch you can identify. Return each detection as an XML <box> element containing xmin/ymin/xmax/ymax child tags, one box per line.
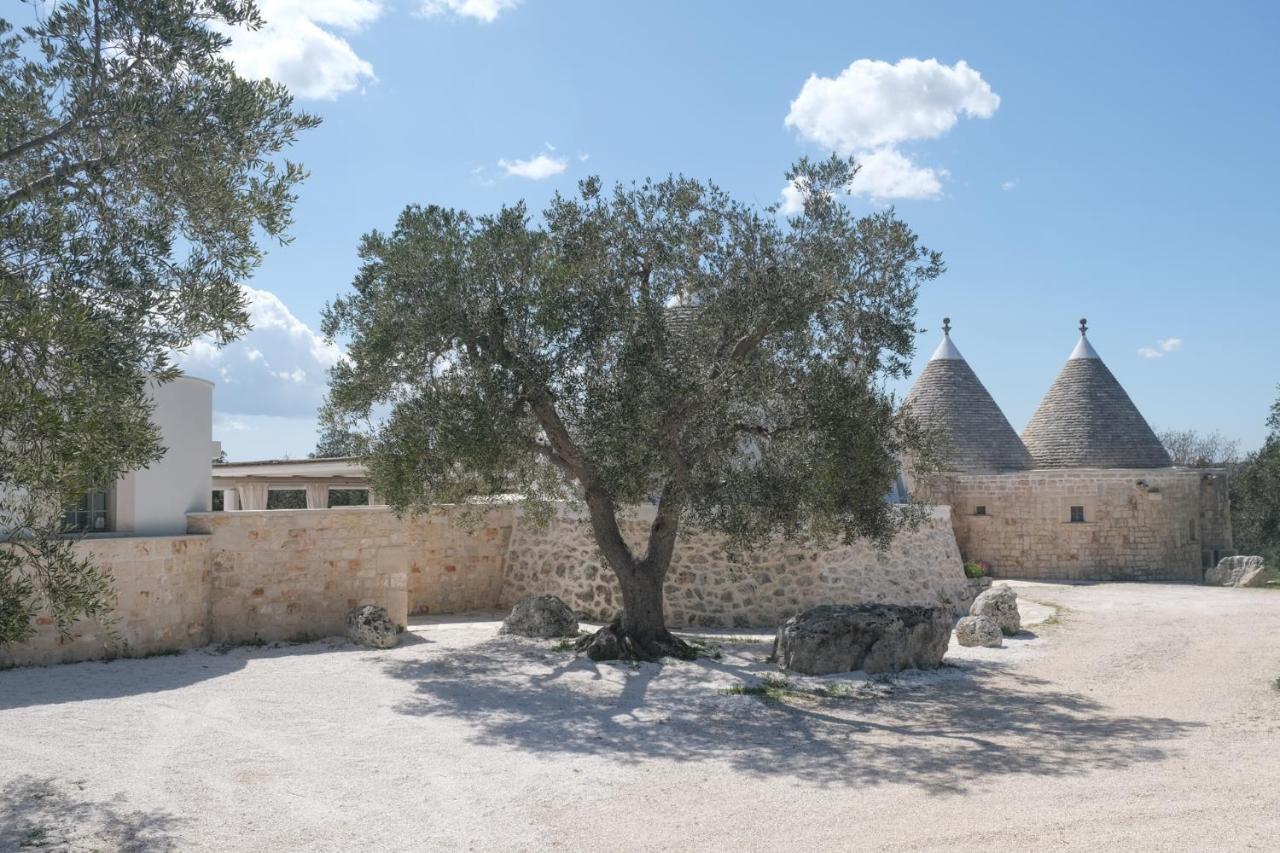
<box><xmin>0</xmin><ymin>155</ymin><xmax>110</xmax><ymax>212</ymax></box>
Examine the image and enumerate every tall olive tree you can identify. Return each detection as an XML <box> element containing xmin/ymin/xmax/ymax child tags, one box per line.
<box><xmin>1</xmin><ymin>1</ymin><xmax>317</xmax><ymax>644</ymax></box>
<box><xmin>324</xmin><ymin>157</ymin><xmax>942</xmax><ymax>660</ymax></box>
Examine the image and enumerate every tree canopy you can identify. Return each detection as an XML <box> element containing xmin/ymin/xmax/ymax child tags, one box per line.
<box><xmin>1231</xmin><ymin>387</ymin><xmax>1280</xmax><ymax>567</ymax></box>
<box><xmin>1</xmin><ymin>0</ymin><xmax>316</xmax><ymax>644</ymax></box>
<box><xmin>324</xmin><ymin>156</ymin><xmax>943</xmax><ymax>659</ymax></box>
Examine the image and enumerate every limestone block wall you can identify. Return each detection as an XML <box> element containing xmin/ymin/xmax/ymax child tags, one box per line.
<box><xmin>500</xmin><ymin>506</ymin><xmax>970</xmax><ymax>628</ymax></box>
<box><xmin>187</xmin><ymin>505</ymin><xmax>513</xmax><ymax>644</ymax></box>
<box><xmin>920</xmin><ymin>467</ymin><xmax>1231</xmax><ymax>581</ymax></box>
<box><xmin>0</xmin><ymin>535</ymin><xmax>210</xmax><ymax>668</ymax></box>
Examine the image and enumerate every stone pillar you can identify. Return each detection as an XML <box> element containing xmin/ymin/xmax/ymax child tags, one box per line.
<box><xmin>305</xmin><ymin>483</ymin><xmax>328</xmax><ymax>510</ymax></box>
<box><xmin>237</xmin><ymin>482</ymin><xmax>268</xmax><ymax>511</ymax></box>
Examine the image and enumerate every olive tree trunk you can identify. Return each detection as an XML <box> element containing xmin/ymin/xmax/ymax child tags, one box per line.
<box><xmin>573</xmin><ymin>486</ymin><xmax>694</xmax><ymax>661</ymax></box>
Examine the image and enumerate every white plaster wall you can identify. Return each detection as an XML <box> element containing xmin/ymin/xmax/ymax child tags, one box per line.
<box><xmin>122</xmin><ymin>376</ymin><xmax>213</xmax><ymax>535</ymax></box>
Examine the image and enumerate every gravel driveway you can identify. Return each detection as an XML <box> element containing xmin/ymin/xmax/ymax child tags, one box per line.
<box><xmin>2</xmin><ymin>581</ymin><xmax>1278</xmax><ymax>851</ymax></box>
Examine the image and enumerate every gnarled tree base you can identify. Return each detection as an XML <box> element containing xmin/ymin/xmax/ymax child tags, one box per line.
<box><xmin>575</xmin><ymin>621</ymin><xmax>697</xmax><ymax>662</ymax></box>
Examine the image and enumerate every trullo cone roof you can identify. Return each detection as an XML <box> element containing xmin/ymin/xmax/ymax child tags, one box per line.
<box><xmin>904</xmin><ymin>320</ymin><xmax>1033</xmax><ymax>473</ymax></box>
<box><xmin>1021</xmin><ymin>321</ymin><xmax>1172</xmax><ymax>469</ymax></box>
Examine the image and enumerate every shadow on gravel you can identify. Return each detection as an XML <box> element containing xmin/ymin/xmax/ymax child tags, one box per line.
<box><xmin>0</xmin><ymin>776</ymin><xmax>180</xmax><ymax>852</ymax></box>
<box><xmin>382</xmin><ymin>638</ymin><xmax>1202</xmax><ymax>794</ymax></box>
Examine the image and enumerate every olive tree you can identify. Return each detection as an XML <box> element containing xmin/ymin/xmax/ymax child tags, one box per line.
<box><xmin>1</xmin><ymin>1</ymin><xmax>316</xmax><ymax>644</ymax></box>
<box><xmin>323</xmin><ymin>157</ymin><xmax>942</xmax><ymax>660</ymax></box>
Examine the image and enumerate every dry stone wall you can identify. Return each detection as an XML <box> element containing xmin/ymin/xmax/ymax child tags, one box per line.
<box><xmin>188</xmin><ymin>505</ymin><xmax>513</xmax><ymax>644</ymax></box>
<box><xmin>500</xmin><ymin>506</ymin><xmax>970</xmax><ymax>627</ymax></box>
<box><xmin>5</xmin><ymin>502</ymin><xmax>966</xmax><ymax>666</ymax></box>
<box><xmin>1</xmin><ymin>535</ymin><xmax>210</xmax><ymax>667</ymax></box>
<box><xmin>920</xmin><ymin>467</ymin><xmax>1232</xmax><ymax>581</ymax></box>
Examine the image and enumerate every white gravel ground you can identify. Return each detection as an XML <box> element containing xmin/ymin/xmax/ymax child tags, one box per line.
<box><xmin>2</xmin><ymin>581</ymin><xmax>1278</xmax><ymax>852</ymax></box>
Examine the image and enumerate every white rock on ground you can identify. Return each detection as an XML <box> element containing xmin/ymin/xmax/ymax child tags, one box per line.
<box><xmin>499</xmin><ymin>594</ymin><xmax>579</xmax><ymax>638</ymax></box>
<box><xmin>771</xmin><ymin>603</ymin><xmax>951</xmax><ymax>675</ymax></box>
<box><xmin>1204</xmin><ymin>555</ymin><xmax>1271</xmax><ymax>587</ymax></box>
<box><xmin>345</xmin><ymin>604</ymin><xmax>399</xmax><ymax>649</ymax></box>
<box><xmin>970</xmin><ymin>583</ymin><xmax>1021</xmax><ymax>635</ymax></box>
<box><xmin>955</xmin><ymin>615</ymin><xmax>1003</xmax><ymax>648</ymax></box>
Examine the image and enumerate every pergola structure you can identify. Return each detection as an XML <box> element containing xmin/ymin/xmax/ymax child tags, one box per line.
<box><xmin>211</xmin><ymin>457</ymin><xmax>381</xmax><ymax>510</ymax></box>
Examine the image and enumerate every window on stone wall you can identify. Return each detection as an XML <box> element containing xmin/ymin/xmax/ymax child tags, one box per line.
<box><xmin>1188</xmin><ymin>519</ymin><xmax>1197</xmax><ymax>542</ymax></box>
<box><xmin>212</xmin><ymin>490</ymin><xmax>224</xmax><ymax>512</ymax></box>
<box><xmin>266</xmin><ymin>489</ymin><xmax>307</xmax><ymax>509</ymax></box>
<box><xmin>1069</xmin><ymin>505</ymin><xmax>1085</xmax><ymax>524</ymax></box>
<box><xmin>328</xmin><ymin>488</ymin><xmax>370</xmax><ymax>508</ymax></box>
<box><xmin>974</xmin><ymin>505</ymin><xmax>987</xmax><ymax>516</ymax></box>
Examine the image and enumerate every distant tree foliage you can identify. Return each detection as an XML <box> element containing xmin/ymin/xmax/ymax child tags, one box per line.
<box><xmin>1</xmin><ymin>1</ymin><xmax>317</xmax><ymax>645</ymax></box>
<box><xmin>309</xmin><ymin>402</ymin><xmax>372</xmax><ymax>459</ymax></box>
<box><xmin>1158</xmin><ymin>428</ymin><xmax>1240</xmax><ymax>469</ymax></box>
<box><xmin>323</xmin><ymin>156</ymin><xmax>943</xmax><ymax>660</ymax></box>
<box><xmin>1231</xmin><ymin>388</ymin><xmax>1280</xmax><ymax>567</ymax></box>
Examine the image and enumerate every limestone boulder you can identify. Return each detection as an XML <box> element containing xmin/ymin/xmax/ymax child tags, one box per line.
<box><xmin>955</xmin><ymin>615</ymin><xmax>1003</xmax><ymax>648</ymax></box>
<box><xmin>970</xmin><ymin>584</ymin><xmax>1021</xmax><ymax>636</ymax></box>
<box><xmin>1205</xmin><ymin>556</ymin><xmax>1271</xmax><ymax>588</ymax></box>
<box><xmin>771</xmin><ymin>604</ymin><xmax>951</xmax><ymax>676</ymax></box>
<box><xmin>500</xmin><ymin>594</ymin><xmax>579</xmax><ymax>638</ymax></box>
<box><xmin>346</xmin><ymin>604</ymin><xmax>399</xmax><ymax>649</ymax></box>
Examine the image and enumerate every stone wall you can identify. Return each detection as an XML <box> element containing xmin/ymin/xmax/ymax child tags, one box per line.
<box><xmin>500</xmin><ymin>506</ymin><xmax>970</xmax><ymax>628</ymax></box>
<box><xmin>1</xmin><ymin>535</ymin><xmax>210</xmax><ymax>668</ymax></box>
<box><xmin>187</xmin><ymin>505</ymin><xmax>513</xmax><ymax>644</ymax></box>
<box><xmin>919</xmin><ymin>467</ymin><xmax>1232</xmax><ymax>581</ymax></box>
<box><xmin>4</xmin><ymin>501</ymin><xmax>971</xmax><ymax>666</ymax></box>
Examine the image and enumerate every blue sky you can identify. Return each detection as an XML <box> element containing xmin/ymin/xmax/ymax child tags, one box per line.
<box><xmin>162</xmin><ymin>0</ymin><xmax>1278</xmax><ymax>459</ymax></box>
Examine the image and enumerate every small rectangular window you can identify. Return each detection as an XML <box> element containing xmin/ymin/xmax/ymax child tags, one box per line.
<box><xmin>974</xmin><ymin>505</ymin><xmax>987</xmax><ymax>516</ymax></box>
<box><xmin>266</xmin><ymin>489</ymin><xmax>307</xmax><ymax>510</ymax></box>
<box><xmin>1188</xmin><ymin>519</ymin><xmax>1197</xmax><ymax>542</ymax></box>
<box><xmin>1069</xmin><ymin>506</ymin><xmax>1085</xmax><ymax>524</ymax></box>
<box><xmin>62</xmin><ymin>489</ymin><xmax>108</xmax><ymax>532</ymax></box>
<box><xmin>328</xmin><ymin>488</ymin><xmax>370</xmax><ymax>508</ymax></box>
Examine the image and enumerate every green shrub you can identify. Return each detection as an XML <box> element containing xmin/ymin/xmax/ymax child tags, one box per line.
<box><xmin>963</xmin><ymin>562</ymin><xmax>985</xmax><ymax>579</ymax></box>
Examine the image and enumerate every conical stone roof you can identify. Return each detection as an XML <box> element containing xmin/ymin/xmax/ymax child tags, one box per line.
<box><xmin>1021</xmin><ymin>320</ymin><xmax>1172</xmax><ymax>469</ymax></box>
<box><xmin>904</xmin><ymin>319</ymin><xmax>1033</xmax><ymax>473</ymax></box>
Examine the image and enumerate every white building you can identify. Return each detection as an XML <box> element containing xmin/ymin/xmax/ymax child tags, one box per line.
<box><xmin>64</xmin><ymin>376</ymin><xmax>216</xmax><ymax>536</ymax></box>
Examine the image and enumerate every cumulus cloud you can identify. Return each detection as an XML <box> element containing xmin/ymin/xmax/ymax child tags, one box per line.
<box><xmin>177</xmin><ymin>286</ymin><xmax>344</xmax><ymax>419</ymax></box>
<box><xmin>218</xmin><ymin>0</ymin><xmax>382</xmax><ymax>100</ymax></box>
<box><xmin>1138</xmin><ymin>337</ymin><xmax>1183</xmax><ymax>359</ymax></box>
<box><xmin>498</xmin><ymin>152</ymin><xmax>568</xmax><ymax>180</ymax></box>
<box><xmin>784</xmin><ymin>58</ymin><xmax>999</xmax><ymax>201</ymax></box>
<box><xmin>420</xmin><ymin>0</ymin><xmax>522</xmax><ymax>23</ymax></box>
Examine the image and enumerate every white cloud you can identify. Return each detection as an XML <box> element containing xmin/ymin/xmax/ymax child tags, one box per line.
<box><xmin>177</xmin><ymin>286</ymin><xmax>344</xmax><ymax>419</ymax></box>
<box><xmin>498</xmin><ymin>152</ymin><xmax>568</xmax><ymax>180</ymax></box>
<box><xmin>850</xmin><ymin>148</ymin><xmax>945</xmax><ymax>201</ymax></box>
<box><xmin>420</xmin><ymin>0</ymin><xmax>522</xmax><ymax>23</ymax></box>
<box><xmin>1139</xmin><ymin>337</ymin><xmax>1183</xmax><ymax>359</ymax></box>
<box><xmin>779</xmin><ymin>182</ymin><xmax>806</xmax><ymax>215</ymax></box>
<box><xmin>218</xmin><ymin>0</ymin><xmax>382</xmax><ymax>100</ymax></box>
<box><xmin>784</xmin><ymin>58</ymin><xmax>999</xmax><ymax>200</ymax></box>
<box><xmin>1001</xmin><ymin>179</ymin><xmax>1017</xmax><ymax>191</ymax></box>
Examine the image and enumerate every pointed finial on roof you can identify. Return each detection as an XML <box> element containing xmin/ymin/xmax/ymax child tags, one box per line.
<box><xmin>1069</xmin><ymin>317</ymin><xmax>1101</xmax><ymax>360</ymax></box>
<box><xmin>942</xmin><ymin>317</ymin><xmax>952</xmax><ymax>336</ymax></box>
<box><xmin>1079</xmin><ymin>317</ymin><xmax>1088</xmax><ymax>336</ymax></box>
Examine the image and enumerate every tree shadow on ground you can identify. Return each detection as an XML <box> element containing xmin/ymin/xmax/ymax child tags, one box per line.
<box><xmin>381</xmin><ymin>637</ymin><xmax>1202</xmax><ymax>795</ymax></box>
<box><xmin>0</xmin><ymin>637</ymin><xmax>382</xmax><ymax>711</ymax></box>
<box><xmin>0</xmin><ymin>776</ymin><xmax>180</xmax><ymax>852</ymax></box>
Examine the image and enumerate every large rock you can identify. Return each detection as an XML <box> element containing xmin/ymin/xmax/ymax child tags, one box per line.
<box><xmin>970</xmin><ymin>584</ymin><xmax>1021</xmax><ymax>636</ymax></box>
<box><xmin>500</xmin><ymin>594</ymin><xmax>579</xmax><ymax>638</ymax></box>
<box><xmin>346</xmin><ymin>605</ymin><xmax>399</xmax><ymax>649</ymax></box>
<box><xmin>1205</xmin><ymin>556</ymin><xmax>1271</xmax><ymax>588</ymax></box>
<box><xmin>955</xmin><ymin>615</ymin><xmax>1003</xmax><ymax>648</ymax></box>
<box><xmin>771</xmin><ymin>604</ymin><xmax>952</xmax><ymax>676</ymax></box>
